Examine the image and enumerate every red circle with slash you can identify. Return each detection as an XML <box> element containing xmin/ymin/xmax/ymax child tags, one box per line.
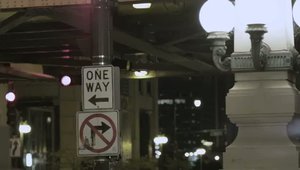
<box><xmin>80</xmin><ymin>113</ymin><xmax>116</xmax><ymax>153</ymax></box>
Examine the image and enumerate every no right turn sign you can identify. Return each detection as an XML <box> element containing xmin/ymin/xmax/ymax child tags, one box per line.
<box><xmin>76</xmin><ymin>111</ymin><xmax>119</xmax><ymax>157</ymax></box>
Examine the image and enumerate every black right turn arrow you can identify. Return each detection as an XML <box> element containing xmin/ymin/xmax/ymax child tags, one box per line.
<box><xmin>95</xmin><ymin>122</ymin><xmax>111</xmax><ymax>134</ymax></box>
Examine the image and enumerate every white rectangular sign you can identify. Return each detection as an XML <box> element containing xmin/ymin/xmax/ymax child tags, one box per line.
<box><xmin>82</xmin><ymin>65</ymin><xmax>120</xmax><ymax>111</ymax></box>
<box><xmin>76</xmin><ymin>111</ymin><xmax>119</xmax><ymax>157</ymax></box>
<box><xmin>10</xmin><ymin>137</ymin><xmax>21</xmax><ymax>157</ymax></box>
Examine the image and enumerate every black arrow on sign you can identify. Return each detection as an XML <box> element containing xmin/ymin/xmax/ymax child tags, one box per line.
<box><xmin>95</xmin><ymin>122</ymin><xmax>111</xmax><ymax>134</ymax></box>
<box><xmin>88</xmin><ymin>95</ymin><xmax>109</xmax><ymax>106</ymax></box>
<box><xmin>12</xmin><ymin>140</ymin><xmax>18</xmax><ymax>156</ymax></box>
<box><xmin>90</xmin><ymin>122</ymin><xmax>111</xmax><ymax>146</ymax></box>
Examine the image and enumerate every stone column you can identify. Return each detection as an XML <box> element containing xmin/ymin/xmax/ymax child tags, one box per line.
<box><xmin>0</xmin><ymin>84</ymin><xmax>11</xmax><ymax>169</ymax></box>
<box><xmin>223</xmin><ymin>71</ymin><xmax>299</xmax><ymax>170</ymax></box>
<box><xmin>59</xmin><ymin>85</ymin><xmax>81</xmax><ymax>170</ymax></box>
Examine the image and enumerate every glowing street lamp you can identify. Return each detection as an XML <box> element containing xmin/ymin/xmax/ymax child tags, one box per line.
<box><xmin>153</xmin><ymin>135</ymin><xmax>168</xmax><ymax>159</ymax></box>
<box><xmin>5</xmin><ymin>91</ymin><xmax>16</xmax><ymax>102</ymax></box>
<box><xmin>153</xmin><ymin>135</ymin><xmax>168</xmax><ymax>145</ymax></box>
<box><xmin>60</xmin><ymin>75</ymin><xmax>71</xmax><ymax>86</ymax></box>
<box><xmin>195</xmin><ymin>148</ymin><xmax>206</xmax><ymax>156</ymax></box>
<box><xmin>199</xmin><ymin>0</ymin><xmax>234</xmax><ymax>33</ymax></box>
<box><xmin>199</xmin><ymin>0</ymin><xmax>295</xmax><ymax>72</ymax></box>
<box><xmin>19</xmin><ymin>122</ymin><xmax>31</xmax><ymax>134</ymax></box>
<box><xmin>293</xmin><ymin>0</ymin><xmax>300</xmax><ymax>27</ymax></box>
<box><xmin>199</xmin><ymin>0</ymin><xmax>298</xmax><ymax>169</ymax></box>
<box><xmin>194</xmin><ymin>99</ymin><xmax>202</xmax><ymax>107</ymax></box>
<box><xmin>25</xmin><ymin>153</ymin><xmax>33</xmax><ymax>167</ymax></box>
<box><xmin>132</xmin><ymin>3</ymin><xmax>152</xmax><ymax>9</ymax></box>
<box><xmin>214</xmin><ymin>155</ymin><xmax>220</xmax><ymax>161</ymax></box>
<box><xmin>134</xmin><ymin>70</ymin><xmax>148</xmax><ymax>77</ymax></box>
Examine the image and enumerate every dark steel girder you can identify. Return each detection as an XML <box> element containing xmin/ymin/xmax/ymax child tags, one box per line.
<box><xmin>0</xmin><ymin>10</ymin><xmax>33</xmax><ymax>34</ymax></box>
<box><xmin>113</xmin><ymin>29</ymin><xmax>217</xmax><ymax>73</ymax></box>
<box><xmin>0</xmin><ymin>55</ymin><xmax>91</xmax><ymax>67</ymax></box>
<box><xmin>46</xmin><ymin>7</ymin><xmax>217</xmax><ymax>73</ymax></box>
<box><xmin>0</xmin><ymin>4</ymin><xmax>219</xmax><ymax>75</ymax></box>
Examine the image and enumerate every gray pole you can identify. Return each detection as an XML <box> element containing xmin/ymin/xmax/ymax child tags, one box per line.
<box><xmin>91</xmin><ymin>0</ymin><xmax>114</xmax><ymax>169</ymax></box>
<box><xmin>92</xmin><ymin>0</ymin><xmax>113</xmax><ymax>65</ymax></box>
<box><xmin>214</xmin><ymin>76</ymin><xmax>220</xmax><ymax>148</ymax></box>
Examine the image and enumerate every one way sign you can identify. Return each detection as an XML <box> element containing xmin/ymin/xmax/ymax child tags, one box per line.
<box><xmin>82</xmin><ymin>65</ymin><xmax>120</xmax><ymax>111</ymax></box>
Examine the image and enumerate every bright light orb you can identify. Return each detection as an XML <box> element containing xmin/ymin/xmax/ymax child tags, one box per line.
<box><xmin>61</xmin><ymin>75</ymin><xmax>71</xmax><ymax>86</ymax></box>
<box><xmin>195</xmin><ymin>148</ymin><xmax>206</xmax><ymax>156</ymax></box>
<box><xmin>153</xmin><ymin>136</ymin><xmax>168</xmax><ymax>145</ymax></box>
<box><xmin>134</xmin><ymin>70</ymin><xmax>148</xmax><ymax>77</ymax></box>
<box><xmin>214</xmin><ymin>155</ymin><xmax>220</xmax><ymax>161</ymax></box>
<box><xmin>199</xmin><ymin>0</ymin><xmax>234</xmax><ymax>32</ymax></box>
<box><xmin>25</xmin><ymin>153</ymin><xmax>33</xmax><ymax>167</ymax></box>
<box><xmin>19</xmin><ymin>124</ymin><xmax>31</xmax><ymax>134</ymax></box>
<box><xmin>201</xmin><ymin>139</ymin><xmax>213</xmax><ymax>146</ymax></box>
<box><xmin>194</xmin><ymin>99</ymin><xmax>202</xmax><ymax>107</ymax></box>
<box><xmin>293</xmin><ymin>0</ymin><xmax>300</xmax><ymax>27</ymax></box>
<box><xmin>46</xmin><ymin>117</ymin><xmax>52</xmax><ymax>123</ymax></box>
<box><xmin>133</xmin><ymin>3</ymin><xmax>152</xmax><ymax>9</ymax></box>
<box><xmin>5</xmin><ymin>92</ymin><xmax>16</xmax><ymax>102</ymax></box>
<box><xmin>155</xmin><ymin>150</ymin><xmax>162</xmax><ymax>156</ymax></box>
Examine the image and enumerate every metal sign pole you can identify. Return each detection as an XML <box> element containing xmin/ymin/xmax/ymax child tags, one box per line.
<box><xmin>92</xmin><ymin>0</ymin><xmax>112</xmax><ymax>65</ymax></box>
<box><xmin>94</xmin><ymin>159</ymin><xmax>110</xmax><ymax>170</ymax></box>
<box><xmin>91</xmin><ymin>0</ymin><xmax>115</xmax><ymax>169</ymax></box>
<box><xmin>94</xmin><ymin>157</ymin><xmax>120</xmax><ymax>170</ymax></box>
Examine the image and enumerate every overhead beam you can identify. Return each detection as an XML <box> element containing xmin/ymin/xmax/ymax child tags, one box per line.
<box><xmin>0</xmin><ymin>10</ymin><xmax>33</xmax><ymax>34</ymax></box>
<box><xmin>113</xmin><ymin>29</ymin><xmax>217</xmax><ymax>73</ymax></box>
<box><xmin>50</xmin><ymin>7</ymin><xmax>91</xmax><ymax>33</ymax></box>
<box><xmin>0</xmin><ymin>39</ymin><xmax>81</xmax><ymax>50</ymax></box>
<box><xmin>0</xmin><ymin>28</ymin><xmax>87</xmax><ymax>40</ymax></box>
<box><xmin>2</xmin><ymin>7</ymin><xmax>216</xmax><ymax>73</ymax></box>
<box><xmin>162</xmin><ymin>32</ymin><xmax>207</xmax><ymax>46</ymax></box>
<box><xmin>0</xmin><ymin>54</ymin><xmax>91</xmax><ymax>67</ymax></box>
<box><xmin>0</xmin><ymin>0</ymin><xmax>91</xmax><ymax>9</ymax></box>
<box><xmin>0</xmin><ymin>65</ymin><xmax>55</xmax><ymax>80</ymax></box>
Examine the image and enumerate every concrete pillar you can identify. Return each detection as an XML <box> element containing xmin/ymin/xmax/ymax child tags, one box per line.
<box><xmin>0</xmin><ymin>84</ymin><xmax>11</xmax><ymax>169</ymax></box>
<box><xmin>223</xmin><ymin>71</ymin><xmax>299</xmax><ymax>170</ymax></box>
<box><xmin>150</xmin><ymin>78</ymin><xmax>159</xmax><ymax>154</ymax></box>
<box><xmin>125</xmin><ymin>79</ymin><xmax>159</xmax><ymax>160</ymax></box>
<box><xmin>129</xmin><ymin>79</ymin><xmax>140</xmax><ymax>159</ymax></box>
<box><xmin>59</xmin><ymin>85</ymin><xmax>81</xmax><ymax>170</ymax></box>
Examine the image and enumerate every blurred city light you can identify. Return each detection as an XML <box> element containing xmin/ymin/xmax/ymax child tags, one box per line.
<box><xmin>134</xmin><ymin>70</ymin><xmax>148</xmax><ymax>77</ymax></box>
<box><xmin>5</xmin><ymin>91</ymin><xmax>16</xmax><ymax>102</ymax></box>
<box><xmin>155</xmin><ymin>150</ymin><xmax>162</xmax><ymax>156</ymax></box>
<box><xmin>194</xmin><ymin>99</ymin><xmax>202</xmax><ymax>107</ymax></box>
<box><xmin>201</xmin><ymin>139</ymin><xmax>213</xmax><ymax>147</ymax></box>
<box><xmin>153</xmin><ymin>135</ymin><xmax>168</xmax><ymax>145</ymax></box>
<box><xmin>25</xmin><ymin>153</ymin><xmax>33</xmax><ymax>167</ymax></box>
<box><xmin>46</xmin><ymin>117</ymin><xmax>52</xmax><ymax>124</ymax></box>
<box><xmin>132</xmin><ymin>3</ymin><xmax>152</xmax><ymax>9</ymax></box>
<box><xmin>195</xmin><ymin>148</ymin><xmax>206</xmax><ymax>156</ymax></box>
<box><xmin>61</xmin><ymin>75</ymin><xmax>71</xmax><ymax>86</ymax></box>
<box><xmin>19</xmin><ymin>122</ymin><xmax>31</xmax><ymax>134</ymax></box>
<box><xmin>214</xmin><ymin>155</ymin><xmax>220</xmax><ymax>161</ymax></box>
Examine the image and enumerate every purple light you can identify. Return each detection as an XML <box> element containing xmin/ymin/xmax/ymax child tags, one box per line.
<box><xmin>61</xmin><ymin>75</ymin><xmax>71</xmax><ymax>86</ymax></box>
<box><xmin>5</xmin><ymin>92</ymin><xmax>16</xmax><ymax>102</ymax></box>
